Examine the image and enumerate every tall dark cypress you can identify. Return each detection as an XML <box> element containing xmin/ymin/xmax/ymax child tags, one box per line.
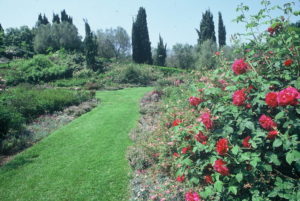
<box><xmin>42</xmin><ymin>14</ymin><xmax>49</xmax><ymax>25</ymax></box>
<box><xmin>0</xmin><ymin>23</ymin><xmax>4</xmax><ymax>56</ymax></box>
<box><xmin>84</xmin><ymin>20</ymin><xmax>98</xmax><ymax>71</ymax></box>
<box><xmin>218</xmin><ymin>12</ymin><xmax>226</xmax><ymax>47</ymax></box>
<box><xmin>61</xmin><ymin>9</ymin><xmax>73</xmax><ymax>24</ymax></box>
<box><xmin>155</xmin><ymin>35</ymin><xmax>167</xmax><ymax>66</ymax></box>
<box><xmin>36</xmin><ymin>13</ymin><xmax>43</xmax><ymax>27</ymax></box>
<box><xmin>196</xmin><ymin>10</ymin><xmax>216</xmax><ymax>44</ymax></box>
<box><xmin>52</xmin><ymin>13</ymin><xmax>60</xmax><ymax>24</ymax></box>
<box><xmin>132</xmin><ymin>7</ymin><xmax>152</xmax><ymax>64</ymax></box>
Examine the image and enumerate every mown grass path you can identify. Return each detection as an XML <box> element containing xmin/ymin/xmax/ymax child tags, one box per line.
<box><xmin>0</xmin><ymin>87</ymin><xmax>152</xmax><ymax>201</ymax></box>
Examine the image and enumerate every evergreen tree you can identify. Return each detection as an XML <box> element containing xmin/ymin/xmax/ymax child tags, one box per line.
<box><xmin>132</xmin><ymin>7</ymin><xmax>152</xmax><ymax>64</ymax></box>
<box><xmin>155</xmin><ymin>35</ymin><xmax>167</xmax><ymax>66</ymax></box>
<box><xmin>42</xmin><ymin>14</ymin><xmax>49</xmax><ymax>25</ymax></box>
<box><xmin>0</xmin><ymin>23</ymin><xmax>4</xmax><ymax>56</ymax></box>
<box><xmin>52</xmin><ymin>13</ymin><xmax>60</xmax><ymax>24</ymax></box>
<box><xmin>196</xmin><ymin>10</ymin><xmax>216</xmax><ymax>44</ymax></box>
<box><xmin>218</xmin><ymin>12</ymin><xmax>226</xmax><ymax>47</ymax></box>
<box><xmin>61</xmin><ymin>10</ymin><xmax>73</xmax><ymax>24</ymax></box>
<box><xmin>36</xmin><ymin>13</ymin><xmax>43</xmax><ymax>27</ymax></box>
<box><xmin>83</xmin><ymin>20</ymin><xmax>98</xmax><ymax>71</ymax></box>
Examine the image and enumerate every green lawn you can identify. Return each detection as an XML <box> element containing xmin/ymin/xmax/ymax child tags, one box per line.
<box><xmin>0</xmin><ymin>87</ymin><xmax>152</xmax><ymax>201</ymax></box>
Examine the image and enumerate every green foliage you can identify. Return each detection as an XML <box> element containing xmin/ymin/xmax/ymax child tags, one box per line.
<box><xmin>84</xmin><ymin>20</ymin><xmax>101</xmax><ymax>71</ymax></box>
<box><xmin>196</xmin><ymin>9</ymin><xmax>216</xmax><ymax>44</ymax></box>
<box><xmin>0</xmin><ymin>24</ymin><xmax>4</xmax><ymax>56</ymax></box>
<box><xmin>218</xmin><ymin>12</ymin><xmax>226</xmax><ymax>47</ymax></box>
<box><xmin>36</xmin><ymin>13</ymin><xmax>49</xmax><ymax>27</ymax></box>
<box><xmin>155</xmin><ymin>35</ymin><xmax>167</xmax><ymax>66</ymax></box>
<box><xmin>0</xmin><ymin>85</ymin><xmax>94</xmax><ymax>152</ymax></box>
<box><xmin>4</xmin><ymin>54</ymin><xmax>72</xmax><ymax>85</ymax></box>
<box><xmin>195</xmin><ymin>39</ymin><xmax>218</xmax><ymax>70</ymax></box>
<box><xmin>167</xmin><ymin>43</ymin><xmax>195</xmax><ymax>69</ymax></box>
<box><xmin>3</xmin><ymin>26</ymin><xmax>34</xmax><ymax>58</ymax></box>
<box><xmin>132</xmin><ymin>7</ymin><xmax>152</xmax><ymax>64</ymax></box>
<box><xmin>52</xmin><ymin>13</ymin><xmax>60</xmax><ymax>24</ymax></box>
<box><xmin>60</xmin><ymin>9</ymin><xmax>73</xmax><ymax>24</ymax></box>
<box><xmin>96</xmin><ymin>27</ymin><xmax>131</xmax><ymax>59</ymax></box>
<box><xmin>33</xmin><ymin>23</ymin><xmax>81</xmax><ymax>54</ymax></box>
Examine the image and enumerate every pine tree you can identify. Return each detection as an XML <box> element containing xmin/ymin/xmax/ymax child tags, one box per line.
<box><xmin>132</xmin><ymin>7</ymin><xmax>152</xmax><ymax>64</ymax></box>
<box><xmin>61</xmin><ymin>10</ymin><xmax>73</xmax><ymax>24</ymax></box>
<box><xmin>52</xmin><ymin>13</ymin><xmax>60</xmax><ymax>24</ymax></box>
<box><xmin>84</xmin><ymin>20</ymin><xmax>98</xmax><ymax>71</ymax></box>
<box><xmin>36</xmin><ymin>13</ymin><xmax>43</xmax><ymax>27</ymax></box>
<box><xmin>196</xmin><ymin>10</ymin><xmax>216</xmax><ymax>44</ymax></box>
<box><xmin>218</xmin><ymin>12</ymin><xmax>226</xmax><ymax>47</ymax></box>
<box><xmin>155</xmin><ymin>35</ymin><xmax>167</xmax><ymax>66</ymax></box>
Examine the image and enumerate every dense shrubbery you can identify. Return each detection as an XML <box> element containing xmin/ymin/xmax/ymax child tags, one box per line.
<box><xmin>0</xmin><ymin>85</ymin><xmax>94</xmax><ymax>153</ymax></box>
<box><xmin>129</xmin><ymin>2</ymin><xmax>300</xmax><ymax>201</ymax></box>
<box><xmin>4</xmin><ymin>54</ymin><xmax>72</xmax><ymax>85</ymax></box>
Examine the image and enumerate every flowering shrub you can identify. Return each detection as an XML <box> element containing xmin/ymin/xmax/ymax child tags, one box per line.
<box><xmin>146</xmin><ymin>2</ymin><xmax>300</xmax><ymax>201</ymax></box>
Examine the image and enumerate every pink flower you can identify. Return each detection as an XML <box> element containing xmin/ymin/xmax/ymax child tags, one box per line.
<box><xmin>265</xmin><ymin>92</ymin><xmax>278</xmax><ymax>107</ymax></box>
<box><xmin>197</xmin><ymin>112</ymin><xmax>213</xmax><ymax>130</ymax></box>
<box><xmin>181</xmin><ymin>147</ymin><xmax>190</xmax><ymax>154</ymax></box>
<box><xmin>242</xmin><ymin>136</ymin><xmax>251</xmax><ymax>148</ymax></box>
<box><xmin>215</xmin><ymin>51</ymin><xmax>220</xmax><ymax>56</ymax></box>
<box><xmin>185</xmin><ymin>191</ymin><xmax>201</xmax><ymax>201</ymax></box>
<box><xmin>232</xmin><ymin>59</ymin><xmax>249</xmax><ymax>75</ymax></box>
<box><xmin>216</xmin><ymin>138</ymin><xmax>229</xmax><ymax>155</ymax></box>
<box><xmin>189</xmin><ymin>96</ymin><xmax>203</xmax><ymax>106</ymax></box>
<box><xmin>213</xmin><ymin>159</ymin><xmax>230</xmax><ymax>176</ymax></box>
<box><xmin>267</xmin><ymin>130</ymin><xmax>278</xmax><ymax>140</ymax></box>
<box><xmin>173</xmin><ymin>152</ymin><xmax>180</xmax><ymax>157</ymax></box>
<box><xmin>233</xmin><ymin>89</ymin><xmax>247</xmax><ymax>106</ymax></box>
<box><xmin>259</xmin><ymin>114</ymin><xmax>277</xmax><ymax>131</ymax></box>
<box><xmin>277</xmin><ymin>87</ymin><xmax>300</xmax><ymax>106</ymax></box>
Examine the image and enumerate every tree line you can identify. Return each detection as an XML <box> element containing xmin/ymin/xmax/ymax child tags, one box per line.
<box><xmin>0</xmin><ymin>7</ymin><xmax>229</xmax><ymax>70</ymax></box>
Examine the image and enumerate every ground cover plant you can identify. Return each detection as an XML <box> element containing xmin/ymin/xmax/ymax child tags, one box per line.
<box><xmin>128</xmin><ymin>1</ymin><xmax>300</xmax><ymax>200</ymax></box>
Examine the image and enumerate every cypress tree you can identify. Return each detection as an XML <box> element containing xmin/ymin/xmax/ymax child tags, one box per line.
<box><xmin>61</xmin><ymin>10</ymin><xmax>73</xmax><ymax>24</ymax></box>
<box><xmin>132</xmin><ymin>7</ymin><xmax>152</xmax><ymax>64</ymax></box>
<box><xmin>155</xmin><ymin>35</ymin><xmax>167</xmax><ymax>66</ymax></box>
<box><xmin>36</xmin><ymin>13</ymin><xmax>43</xmax><ymax>27</ymax></box>
<box><xmin>0</xmin><ymin>23</ymin><xmax>4</xmax><ymax>56</ymax></box>
<box><xmin>42</xmin><ymin>14</ymin><xmax>49</xmax><ymax>25</ymax></box>
<box><xmin>218</xmin><ymin>12</ymin><xmax>226</xmax><ymax>47</ymax></box>
<box><xmin>52</xmin><ymin>13</ymin><xmax>60</xmax><ymax>24</ymax></box>
<box><xmin>84</xmin><ymin>20</ymin><xmax>98</xmax><ymax>71</ymax></box>
<box><xmin>196</xmin><ymin>10</ymin><xmax>216</xmax><ymax>44</ymax></box>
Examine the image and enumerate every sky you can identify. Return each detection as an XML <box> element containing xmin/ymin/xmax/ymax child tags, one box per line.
<box><xmin>0</xmin><ymin>0</ymin><xmax>299</xmax><ymax>48</ymax></box>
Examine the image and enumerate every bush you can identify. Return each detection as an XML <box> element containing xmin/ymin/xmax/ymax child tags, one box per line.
<box><xmin>0</xmin><ymin>85</ymin><xmax>94</xmax><ymax>148</ymax></box>
<box><xmin>195</xmin><ymin>39</ymin><xmax>217</xmax><ymax>70</ymax></box>
<box><xmin>5</xmin><ymin>54</ymin><xmax>72</xmax><ymax>85</ymax></box>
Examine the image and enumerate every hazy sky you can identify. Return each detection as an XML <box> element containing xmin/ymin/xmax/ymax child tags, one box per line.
<box><xmin>0</xmin><ymin>0</ymin><xmax>299</xmax><ymax>47</ymax></box>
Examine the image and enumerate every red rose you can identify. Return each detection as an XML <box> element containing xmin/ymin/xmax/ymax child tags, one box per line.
<box><xmin>173</xmin><ymin>119</ymin><xmax>182</xmax><ymax>127</ymax></box>
<box><xmin>194</xmin><ymin>131</ymin><xmax>208</xmax><ymax>144</ymax></box>
<box><xmin>277</xmin><ymin>87</ymin><xmax>300</xmax><ymax>106</ymax></box>
<box><xmin>215</xmin><ymin>51</ymin><xmax>220</xmax><ymax>56</ymax></box>
<box><xmin>232</xmin><ymin>59</ymin><xmax>249</xmax><ymax>75</ymax></box>
<box><xmin>216</xmin><ymin>138</ymin><xmax>229</xmax><ymax>155</ymax></box>
<box><xmin>173</xmin><ymin>152</ymin><xmax>180</xmax><ymax>157</ymax></box>
<box><xmin>185</xmin><ymin>192</ymin><xmax>201</xmax><ymax>201</ymax></box>
<box><xmin>176</xmin><ymin>175</ymin><xmax>185</xmax><ymax>182</ymax></box>
<box><xmin>267</xmin><ymin>27</ymin><xmax>275</xmax><ymax>35</ymax></box>
<box><xmin>267</xmin><ymin>130</ymin><xmax>278</xmax><ymax>139</ymax></box>
<box><xmin>284</xmin><ymin>59</ymin><xmax>293</xmax><ymax>66</ymax></box>
<box><xmin>242</xmin><ymin>136</ymin><xmax>251</xmax><ymax>148</ymax></box>
<box><xmin>204</xmin><ymin>175</ymin><xmax>214</xmax><ymax>184</ymax></box>
<box><xmin>245</xmin><ymin>104</ymin><xmax>252</xmax><ymax>109</ymax></box>
<box><xmin>213</xmin><ymin>159</ymin><xmax>230</xmax><ymax>176</ymax></box>
<box><xmin>233</xmin><ymin>89</ymin><xmax>247</xmax><ymax>106</ymax></box>
<box><xmin>197</xmin><ymin>112</ymin><xmax>213</xmax><ymax>130</ymax></box>
<box><xmin>259</xmin><ymin>114</ymin><xmax>277</xmax><ymax>131</ymax></box>
<box><xmin>265</xmin><ymin>92</ymin><xmax>278</xmax><ymax>107</ymax></box>
<box><xmin>189</xmin><ymin>96</ymin><xmax>203</xmax><ymax>106</ymax></box>
<box><xmin>181</xmin><ymin>147</ymin><xmax>190</xmax><ymax>154</ymax></box>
